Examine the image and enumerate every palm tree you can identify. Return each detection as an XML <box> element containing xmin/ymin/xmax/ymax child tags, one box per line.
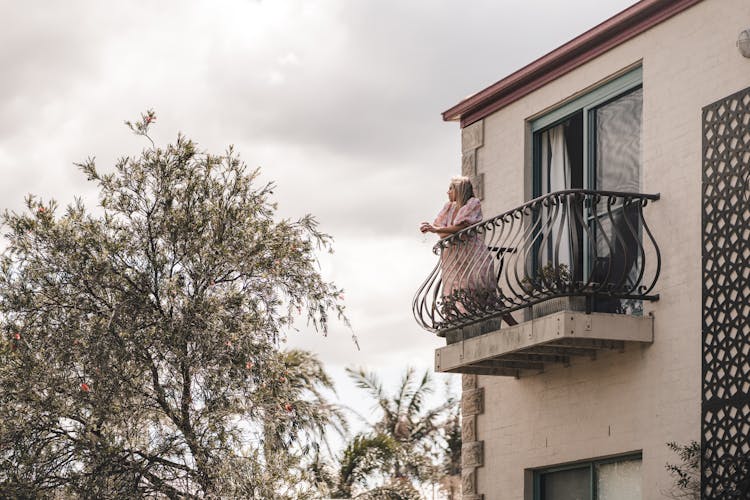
<box><xmin>332</xmin><ymin>433</ymin><xmax>399</xmax><ymax>498</ymax></box>
<box><xmin>333</xmin><ymin>366</ymin><xmax>457</xmax><ymax>497</ymax></box>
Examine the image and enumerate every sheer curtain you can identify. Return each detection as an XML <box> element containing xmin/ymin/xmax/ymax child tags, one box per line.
<box><xmin>540</xmin><ymin>124</ymin><xmax>572</xmax><ymax>268</ymax></box>
<box><xmin>594</xmin><ymin>87</ymin><xmax>643</xmax><ymax>314</ymax></box>
<box><xmin>595</xmin><ymin>459</ymin><xmax>642</xmax><ymax>500</ymax></box>
<box><xmin>595</xmin><ymin>87</ymin><xmax>642</xmax><ymax>193</ymax></box>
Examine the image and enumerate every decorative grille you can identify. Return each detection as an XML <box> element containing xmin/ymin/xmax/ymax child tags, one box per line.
<box><xmin>702</xmin><ymin>85</ymin><xmax>750</xmax><ymax>498</ymax></box>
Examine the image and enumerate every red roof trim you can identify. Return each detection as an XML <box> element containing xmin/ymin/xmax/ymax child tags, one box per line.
<box><xmin>443</xmin><ymin>0</ymin><xmax>703</xmax><ymax>127</ymax></box>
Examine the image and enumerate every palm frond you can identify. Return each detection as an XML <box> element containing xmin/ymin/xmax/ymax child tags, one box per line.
<box><xmin>393</xmin><ymin>366</ymin><xmax>416</xmax><ymax>417</ymax></box>
<box><xmin>346</xmin><ymin>366</ymin><xmax>395</xmax><ymax>422</ymax></box>
<box><xmin>404</xmin><ymin>369</ymin><xmax>433</xmax><ymax>419</ymax></box>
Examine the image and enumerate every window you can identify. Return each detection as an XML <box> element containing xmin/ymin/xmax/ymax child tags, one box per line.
<box><xmin>531</xmin><ymin>66</ymin><xmax>643</xmax><ymax>197</ymax></box>
<box><xmin>530</xmin><ymin>67</ymin><xmax>644</xmax><ymax>314</ymax></box>
<box><xmin>534</xmin><ymin>455</ymin><xmax>642</xmax><ymax>500</ymax></box>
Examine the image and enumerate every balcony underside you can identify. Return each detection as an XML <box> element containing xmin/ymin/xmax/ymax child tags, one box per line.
<box><xmin>434</xmin><ymin>310</ymin><xmax>653</xmax><ymax>377</ymax></box>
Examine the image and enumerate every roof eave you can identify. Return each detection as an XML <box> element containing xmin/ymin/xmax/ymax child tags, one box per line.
<box><xmin>443</xmin><ymin>0</ymin><xmax>703</xmax><ymax>127</ymax></box>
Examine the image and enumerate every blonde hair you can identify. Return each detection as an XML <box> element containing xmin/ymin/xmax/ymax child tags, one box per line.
<box><xmin>450</xmin><ymin>176</ymin><xmax>475</xmax><ymax>207</ymax></box>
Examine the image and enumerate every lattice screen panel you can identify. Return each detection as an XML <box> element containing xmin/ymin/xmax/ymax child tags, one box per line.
<box><xmin>702</xmin><ymin>85</ymin><xmax>750</xmax><ymax>498</ymax></box>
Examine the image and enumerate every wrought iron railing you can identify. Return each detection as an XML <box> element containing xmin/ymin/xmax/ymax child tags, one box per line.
<box><xmin>413</xmin><ymin>190</ymin><xmax>661</xmax><ymax>333</ymax></box>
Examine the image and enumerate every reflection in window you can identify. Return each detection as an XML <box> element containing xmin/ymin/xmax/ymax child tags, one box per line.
<box><xmin>539</xmin><ymin>466</ymin><xmax>589</xmax><ymax>500</ymax></box>
<box><xmin>595</xmin><ymin>88</ymin><xmax>642</xmax><ymax>193</ymax></box>
<box><xmin>596</xmin><ymin>459</ymin><xmax>642</xmax><ymax>500</ymax></box>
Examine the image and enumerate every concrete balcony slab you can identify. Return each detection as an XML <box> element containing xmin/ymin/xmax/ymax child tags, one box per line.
<box><xmin>434</xmin><ymin>310</ymin><xmax>653</xmax><ymax>377</ymax></box>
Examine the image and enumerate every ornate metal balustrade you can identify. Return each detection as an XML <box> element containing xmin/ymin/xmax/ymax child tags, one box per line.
<box><xmin>413</xmin><ymin>189</ymin><xmax>661</xmax><ymax>333</ymax></box>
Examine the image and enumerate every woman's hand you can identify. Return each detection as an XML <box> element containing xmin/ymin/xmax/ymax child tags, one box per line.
<box><xmin>421</xmin><ymin>220</ymin><xmax>469</xmax><ymax>237</ymax></box>
<box><xmin>420</xmin><ymin>222</ymin><xmax>436</xmax><ymax>233</ymax></box>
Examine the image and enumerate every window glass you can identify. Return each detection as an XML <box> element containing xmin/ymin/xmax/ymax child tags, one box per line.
<box><xmin>536</xmin><ymin>456</ymin><xmax>642</xmax><ymax>500</ymax></box>
<box><xmin>591</xmin><ymin>203</ymin><xmax>644</xmax><ymax>315</ymax></box>
<box><xmin>531</xmin><ymin>78</ymin><xmax>642</xmax><ymax>316</ymax></box>
<box><xmin>540</xmin><ymin>466</ymin><xmax>590</xmax><ymax>500</ymax></box>
<box><xmin>594</xmin><ymin>87</ymin><xmax>643</xmax><ymax>193</ymax></box>
<box><xmin>537</xmin><ymin>115</ymin><xmax>583</xmax><ymax>274</ymax></box>
<box><xmin>596</xmin><ymin>459</ymin><xmax>642</xmax><ymax>500</ymax></box>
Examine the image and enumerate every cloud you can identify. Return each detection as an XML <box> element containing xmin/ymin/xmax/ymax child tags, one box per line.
<box><xmin>0</xmin><ymin>0</ymin><xmax>639</xmax><ymax>387</ymax></box>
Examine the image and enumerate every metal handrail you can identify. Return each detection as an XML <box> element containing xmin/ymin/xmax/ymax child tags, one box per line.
<box><xmin>413</xmin><ymin>189</ymin><xmax>661</xmax><ymax>333</ymax></box>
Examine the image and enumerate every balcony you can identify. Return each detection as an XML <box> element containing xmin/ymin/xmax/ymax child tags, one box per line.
<box><xmin>413</xmin><ymin>189</ymin><xmax>661</xmax><ymax>376</ymax></box>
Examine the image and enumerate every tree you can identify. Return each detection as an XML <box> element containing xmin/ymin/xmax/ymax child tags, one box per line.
<box><xmin>0</xmin><ymin>111</ymin><xmax>347</xmax><ymax>498</ymax></box>
<box><xmin>260</xmin><ymin>349</ymin><xmax>348</xmax><ymax>497</ymax></box>
<box><xmin>665</xmin><ymin>441</ymin><xmax>700</xmax><ymax>500</ymax></box>
<box><xmin>437</xmin><ymin>405</ymin><xmax>461</xmax><ymax>500</ymax></box>
<box><xmin>664</xmin><ymin>440</ymin><xmax>750</xmax><ymax>499</ymax></box>
<box><xmin>327</xmin><ymin>367</ymin><xmax>458</xmax><ymax>498</ymax></box>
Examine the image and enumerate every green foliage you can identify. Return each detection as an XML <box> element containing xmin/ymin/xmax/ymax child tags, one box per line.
<box><xmin>0</xmin><ymin>112</ymin><xmax>346</xmax><ymax>498</ymax></box>
<box><xmin>522</xmin><ymin>262</ymin><xmax>572</xmax><ymax>291</ymax></box>
<box><xmin>441</xmin><ymin>409</ymin><xmax>460</xmax><ymax>477</ymax></box>
<box><xmin>335</xmin><ymin>434</ymin><xmax>399</xmax><ymax>496</ymax></box>
<box><xmin>326</xmin><ymin>367</ymin><xmax>459</xmax><ymax>499</ymax></box>
<box><xmin>354</xmin><ymin>482</ymin><xmax>421</xmax><ymax>500</ymax></box>
<box><xmin>665</xmin><ymin>440</ymin><xmax>700</xmax><ymax>500</ymax></box>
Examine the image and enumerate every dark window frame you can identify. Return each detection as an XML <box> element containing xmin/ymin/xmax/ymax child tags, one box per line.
<box><xmin>528</xmin><ymin>67</ymin><xmax>644</xmax><ymax>302</ymax></box>
<box><xmin>530</xmin><ymin>65</ymin><xmax>643</xmax><ymax>198</ymax></box>
<box><xmin>532</xmin><ymin>452</ymin><xmax>643</xmax><ymax>500</ymax></box>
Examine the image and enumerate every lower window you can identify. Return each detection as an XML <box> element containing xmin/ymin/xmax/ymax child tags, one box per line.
<box><xmin>535</xmin><ymin>454</ymin><xmax>642</xmax><ymax>500</ymax></box>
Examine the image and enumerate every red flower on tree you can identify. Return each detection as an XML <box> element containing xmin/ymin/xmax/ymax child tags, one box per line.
<box><xmin>284</xmin><ymin>403</ymin><xmax>293</xmax><ymax>412</ymax></box>
<box><xmin>13</xmin><ymin>333</ymin><xmax>20</xmax><ymax>340</ymax></box>
<box><xmin>80</xmin><ymin>383</ymin><xmax>91</xmax><ymax>392</ymax></box>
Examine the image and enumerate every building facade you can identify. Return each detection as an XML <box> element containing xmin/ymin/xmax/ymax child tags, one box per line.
<box><xmin>413</xmin><ymin>0</ymin><xmax>750</xmax><ymax>498</ymax></box>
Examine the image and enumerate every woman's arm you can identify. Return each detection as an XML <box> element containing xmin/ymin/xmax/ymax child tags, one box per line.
<box><xmin>421</xmin><ymin>198</ymin><xmax>482</xmax><ymax>238</ymax></box>
<box><xmin>421</xmin><ymin>221</ymin><xmax>470</xmax><ymax>238</ymax></box>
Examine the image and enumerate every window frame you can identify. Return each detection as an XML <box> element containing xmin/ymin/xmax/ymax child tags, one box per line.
<box><xmin>530</xmin><ymin>66</ymin><xmax>643</xmax><ymax>198</ymax></box>
<box><xmin>532</xmin><ymin>452</ymin><xmax>643</xmax><ymax>500</ymax></box>
<box><xmin>529</xmin><ymin>67</ymin><xmax>644</xmax><ymax>287</ymax></box>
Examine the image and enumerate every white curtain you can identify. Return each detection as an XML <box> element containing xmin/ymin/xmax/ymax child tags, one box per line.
<box><xmin>540</xmin><ymin>124</ymin><xmax>572</xmax><ymax>267</ymax></box>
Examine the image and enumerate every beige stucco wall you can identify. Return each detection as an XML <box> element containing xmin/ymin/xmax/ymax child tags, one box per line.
<box><xmin>460</xmin><ymin>0</ymin><xmax>750</xmax><ymax>498</ymax></box>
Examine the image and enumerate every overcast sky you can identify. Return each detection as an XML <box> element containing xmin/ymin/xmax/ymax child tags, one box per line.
<box><xmin>1</xmin><ymin>0</ymin><xmax>639</xmax><ymax>429</ymax></box>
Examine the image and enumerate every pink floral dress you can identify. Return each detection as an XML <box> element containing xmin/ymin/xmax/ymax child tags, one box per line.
<box><xmin>433</xmin><ymin>198</ymin><xmax>496</xmax><ymax>309</ymax></box>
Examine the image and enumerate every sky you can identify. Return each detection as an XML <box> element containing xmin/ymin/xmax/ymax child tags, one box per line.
<box><xmin>0</xmin><ymin>0</ymin><xmax>639</xmax><ymax>434</ymax></box>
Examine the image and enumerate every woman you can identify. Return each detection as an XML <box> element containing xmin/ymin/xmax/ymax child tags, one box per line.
<box><xmin>420</xmin><ymin>177</ymin><xmax>517</xmax><ymax>326</ymax></box>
